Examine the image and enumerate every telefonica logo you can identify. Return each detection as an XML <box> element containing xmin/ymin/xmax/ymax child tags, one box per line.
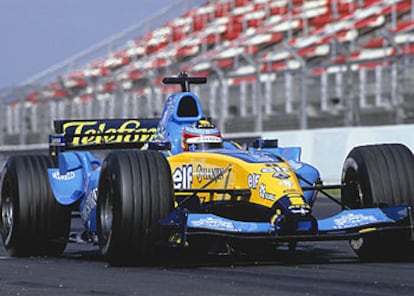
<box><xmin>62</xmin><ymin>120</ymin><xmax>156</xmax><ymax>145</ymax></box>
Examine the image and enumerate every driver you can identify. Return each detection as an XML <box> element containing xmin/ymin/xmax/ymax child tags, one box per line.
<box><xmin>182</xmin><ymin>119</ymin><xmax>223</xmax><ymax>151</ymax></box>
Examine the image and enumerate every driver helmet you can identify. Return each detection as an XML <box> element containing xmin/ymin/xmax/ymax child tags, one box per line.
<box><xmin>182</xmin><ymin>119</ymin><xmax>223</xmax><ymax>151</ymax></box>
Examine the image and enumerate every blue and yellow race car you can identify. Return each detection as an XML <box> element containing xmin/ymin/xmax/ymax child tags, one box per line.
<box><xmin>1</xmin><ymin>73</ymin><xmax>413</xmax><ymax>265</ymax></box>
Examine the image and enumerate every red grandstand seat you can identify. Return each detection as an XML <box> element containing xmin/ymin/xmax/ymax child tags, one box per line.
<box><xmin>26</xmin><ymin>92</ymin><xmax>41</xmax><ymax>102</ymax></box>
<box><xmin>381</xmin><ymin>1</ymin><xmax>411</xmax><ymax>15</ymax></box>
<box><xmin>297</xmin><ymin>44</ymin><xmax>330</xmax><ymax>58</ymax></box>
<box><xmin>234</xmin><ymin>0</ymin><xmax>250</xmax><ymax>7</ymax></box>
<box><xmin>214</xmin><ymin>2</ymin><xmax>231</xmax><ymax>18</ymax></box>
<box><xmin>167</xmin><ymin>16</ymin><xmax>192</xmax><ymax>43</ymax></box>
<box><xmin>223</xmin><ymin>23</ymin><xmax>243</xmax><ymax>40</ymax></box>
<box><xmin>98</xmin><ymin>81</ymin><xmax>118</xmax><ymax>93</ymax></box>
<box><xmin>201</xmin><ymin>33</ymin><xmax>221</xmax><ymax>45</ymax></box>
<box><xmin>190</xmin><ymin>4</ymin><xmax>213</xmax><ymax>32</ymax></box>
<box><xmin>362</xmin><ymin>0</ymin><xmax>384</xmax><ymax>8</ymax></box>
<box><xmin>392</xmin><ymin>20</ymin><xmax>414</xmax><ymax>32</ymax></box>
<box><xmin>131</xmin><ymin>88</ymin><xmax>147</xmax><ymax>96</ymax></box>
<box><xmin>260</xmin><ymin>60</ymin><xmax>301</xmax><ymax>72</ymax></box>
<box><xmin>84</xmin><ymin>61</ymin><xmax>109</xmax><ymax>78</ymax></box>
<box><xmin>215</xmin><ymin>58</ymin><xmax>234</xmax><ymax>69</ymax></box>
<box><xmin>129</xmin><ymin>69</ymin><xmax>145</xmax><ymax>80</ymax></box>
<box><xmin>80</xmin><ymin>94</ymin><xmax>94</xmax><ymax>103</ymax></box>
<box><xmin>192</xmin><ymin>16</ymin><xmax>207</xmax><ymax>32</ymax></box>
<box><xmin>269</xmin><ymin>5</ymin><xmax>288</xmax><ymax>16</ymax></box>
<box><xmin>310</xmin><ymin>12</ymin><xmax>335</xmax><ymax>27</ymax></box>
<box><xmin>175</xmin><ymin>44</ymin><xmax>200</xmax><ymax>59</ymax></box>
<box><xmin>253</xmin><ymin>2</ymin><xmax>266</xmax><ymax>12</ymax></box>
<box><xmin>228</xmin><ymin>74</ymin><xmax>256</xmax><ymax>86</ymax></box>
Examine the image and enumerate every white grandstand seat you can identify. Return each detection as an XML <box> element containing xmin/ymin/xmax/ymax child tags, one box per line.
<box><xmin>42</xmin><ymin>82</ymin><xmax>68</xmax><ymax>100</ymax></box>
<box><xmin>60</xmin><ymin>72</ymin><xmax>88</xmax><ymax>90</ymax></box>
<box><xmin>103</xmin><ymin>50</ymin><xmax>130</xmax><ymax>70</ymax></box>
<box><xmin>243</xmin><ymin>32</ymin><xmax>283</xmax><ymax>54</ymax></box>
<box><xmin>244</xmin><ymin>9</ymin><xmax>266</xmax><ymax>28</ymax></box>
<box><xmin>63</xmin><ymin>78</ymin><xmax>88</xmax><ymax>90</ymax></box>
<box><xmin>260</xmin><ymin>43</ymin><xmax>330</xmax><ymax>65</ymax></box>
<box><xmin>83</xmin><ymin>61</ymin><xmax>109</xmax><ymax>79</ymax></box>
<box><xmin>126</xmin><ymin>40</ymin><xmax>146</xmax><ymax>58</ymax></box>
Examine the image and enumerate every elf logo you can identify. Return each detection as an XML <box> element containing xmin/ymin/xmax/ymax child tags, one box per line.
<box><xmin>173</xmin><ymin>165</ymin><xmax>193</xmax><ymax>189</ymax></box>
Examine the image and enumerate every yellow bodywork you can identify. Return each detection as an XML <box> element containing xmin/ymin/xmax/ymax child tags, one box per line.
<box><xmin>168</xmin><ymin>151</ymin><xmax>307</xmax><ymax>210</ymax></box>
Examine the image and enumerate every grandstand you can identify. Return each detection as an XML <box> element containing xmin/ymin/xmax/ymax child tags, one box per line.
<box><xmin>1</xmin><ymin>0</ymin><xmax>414</xmax><ymax>146</ymax></box>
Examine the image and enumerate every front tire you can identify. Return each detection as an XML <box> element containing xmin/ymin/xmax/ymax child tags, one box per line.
<box><xmin>97</xmin><ymin>150</ymin><xmax>174</xmax><ymax>266</ymax></box>
<box><xmin>341</xmin><ymin>144</ymin><xmax>414</xmax><ymax>260</ymax></box>
<box><xmin>0</xmin><ymin>155</ymin><xmax>71</xmax><ymax>257</ymax></box>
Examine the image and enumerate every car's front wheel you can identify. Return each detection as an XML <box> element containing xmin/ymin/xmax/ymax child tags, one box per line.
<box><xmin>341</xmin><ymin>144</ymin><xmax>414</xmax><ymax>260</ymax></box>
<box><xmin>97</xmin><ymin>150</ymin><xmax>174</xmax><ymax>266</ymax></box>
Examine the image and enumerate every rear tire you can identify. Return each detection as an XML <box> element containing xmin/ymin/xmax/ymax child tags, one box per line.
<box><xmin>97</xmin><ymin>150</ymin><xmax>174</xmax><ymax>266</ymax></box>
<box><xmin>0</xmin><ymin>155</ymin><xmax>71</xmax><ymax>257</ymax></box>
<box><xmin>341</xmin><ymin>144</ymin><xmax>414</xmax><ymax>260</ymax></box>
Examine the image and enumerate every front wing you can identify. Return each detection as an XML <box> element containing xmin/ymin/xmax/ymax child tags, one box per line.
<box><xmin>160</xmin><ymin>205</ymin><xmax>413</xmax><ymax>246</ymax></box>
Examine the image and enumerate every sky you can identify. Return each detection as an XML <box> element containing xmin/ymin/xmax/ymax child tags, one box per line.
<box><xmin>0</xmin><ymin>0</ymin><xmax>184</xmax><ymax>90</ymax></box>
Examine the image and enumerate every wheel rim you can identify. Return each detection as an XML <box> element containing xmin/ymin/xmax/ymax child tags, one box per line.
<box><xmin>350</xmin><ymin>237</ymin><xmax>364</xmax><ymax>251</ymax></box>
<box><xmin>99</xmin><ymin>179</ymin><xmax>113</xmax><ymax>245</ymax></box>
<box><xmin>342</xmin><ymin>168</ymin><xmax>363</xmax><ymax>208</ymax></box>
<box><xmin>1</xmin><ymin>180</ymin><xmax>14</xmax><ymax>245</ymax></box>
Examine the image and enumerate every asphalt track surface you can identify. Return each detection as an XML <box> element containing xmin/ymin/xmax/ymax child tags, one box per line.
<box><xmin>1</xmin><ymin>198</ymin><xmax>413</xmax><ymax>296</ymax></box>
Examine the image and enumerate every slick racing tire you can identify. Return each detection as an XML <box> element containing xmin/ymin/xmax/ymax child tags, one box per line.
<box><xmin>341</xmin><ymin>144</ymin><xmax>414</xmax><ymax>261</ymax></box>
<box><xmin>0</xmin><ymin>155</ymin><xmax>71</xmax><ymax>257</ymax></box>
<box><xmin>97</xmin><ymin>150</ymin><xmax>174</xmax><ymax>266</ymax></box>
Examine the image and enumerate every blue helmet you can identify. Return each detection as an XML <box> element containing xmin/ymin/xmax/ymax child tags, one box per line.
<box><xmin>182</xmin><ymin>119</ymin><xmax>223</xmax><ymax>151</ymax></box>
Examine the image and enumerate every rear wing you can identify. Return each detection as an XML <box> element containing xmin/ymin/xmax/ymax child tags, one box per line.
<box><xmin>49</xmin><ymin>118</ymin><xmax>160</xmax><ymax>155</ymax></box>
<box><xmin>162</xmin><ymin>72</ymin><xmax>206</xmax><ymax>92</ymax></box>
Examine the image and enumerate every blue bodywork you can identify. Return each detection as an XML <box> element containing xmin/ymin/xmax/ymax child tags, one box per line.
<box><xmin>157</xmin><ymin>205</ymin><xmax>409</xmax><ymax>247</ymax></box>
<box><xmin>48</xmin><ymin>151</ymin><xmax>102</xmax><ymax>231</ymax></box>
<box><xmin>47</xmin><ymin>86</ymin><xmax>412</xmax><ymax>242</ymax></box>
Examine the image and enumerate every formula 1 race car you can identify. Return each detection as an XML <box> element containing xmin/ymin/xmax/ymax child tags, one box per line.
<box><xmin>1</xmin><ymin>73</ymin><xmax>413</xmax><ymax>265</ymax></box>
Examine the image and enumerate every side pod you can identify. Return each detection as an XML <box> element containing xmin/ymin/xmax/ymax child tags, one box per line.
<box><xmin>48</xmin><ymin>151</ymin><xmax>101</xmax><ymax>205</ymax></box>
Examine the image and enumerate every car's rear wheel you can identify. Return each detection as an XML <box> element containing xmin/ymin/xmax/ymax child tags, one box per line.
<box><xmin>341</xmin><ymin>144</ymin><xmax>414</xmax><ymax>260</ymax></box>
<box><xmin>97</xmin><ymin>150</ymin><xmax>174</xmax><ymax>266</ymax></box>
<box><xmin>0</xmin><ymin>155</ymin><xmax>71</xmax><ymax>257</ymax></box>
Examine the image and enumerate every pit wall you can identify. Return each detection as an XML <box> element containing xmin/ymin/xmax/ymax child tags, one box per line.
<box><xmin>1</xmin><ymin>124</ymin><xmax>413</xmax><ymax>183</ymax></box>
<box><xmin>261</xmin><ymin>124</ymin><xmax>414</xmax><ymax>184</ymax></box>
